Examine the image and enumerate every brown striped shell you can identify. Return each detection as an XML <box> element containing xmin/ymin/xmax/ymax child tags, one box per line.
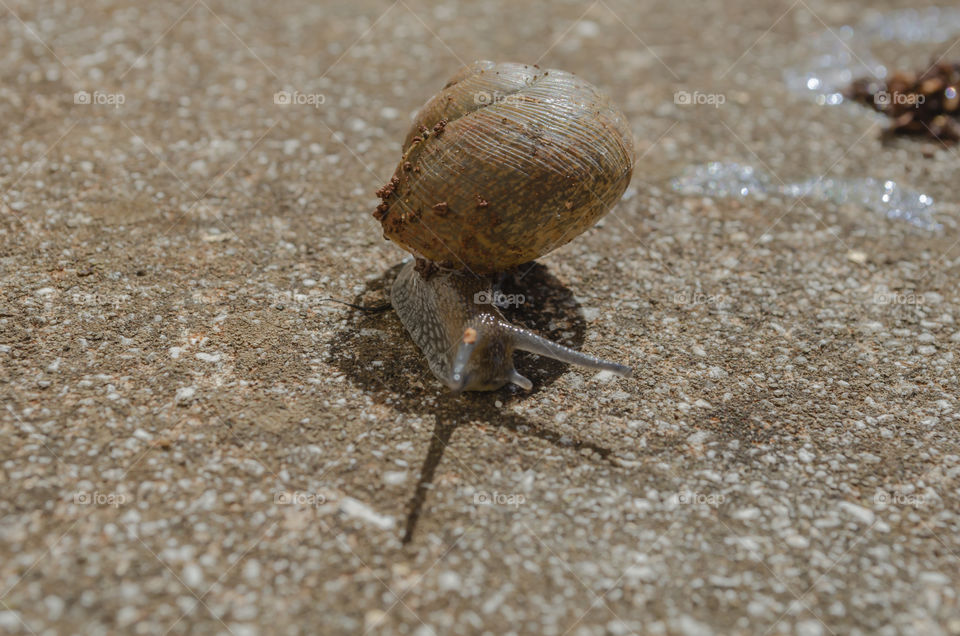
<box><xmin>374</xmin><ymin>60</ymin><xmax>634</xmax><ymax>275</ymax></box>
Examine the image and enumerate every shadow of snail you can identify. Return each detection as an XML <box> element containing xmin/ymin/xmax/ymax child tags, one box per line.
<box><xmin>328</xmin><ymin>261</ymin><xmax>616</xmax><ymax>543</ymax></box>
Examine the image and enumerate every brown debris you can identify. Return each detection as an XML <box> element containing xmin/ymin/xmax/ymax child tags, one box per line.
<box><xmin>432</xmin><ymin>201</ymin><xmax>449</xmax><ymax>216</ymax></box>
<box><xmin>475</xmin><ymin>194</ymin><xmax>489</xmax><ymax>208</ymax></box>
<box><xmin>847</xmin><ymin>60</ymin><xmax>960</xmax><ymax>143</ymax></box>
<box><xmin>375</xmin><ymin>176</ymin><xmax>401</xmax><ymax>200</ymax></box>
<box><xmin>373</xmin><ymin>176</ymin><xmax>402</xmax><ymax>220</ymax></box>
<box><xmin>373</xmin><ymin>201</ymin><xmax>390</xmax><ymax>221</ymax></box>
<box><xmin>414</xmin><ymin>257</ymin><xmax>438</xmax><ymax>280</ymax></box>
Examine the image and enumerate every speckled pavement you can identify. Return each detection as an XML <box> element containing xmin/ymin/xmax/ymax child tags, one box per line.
<box><xmin>2</xmin><ymin>1</ymin><xmax>959</xmax><ymax>634</ymax></box>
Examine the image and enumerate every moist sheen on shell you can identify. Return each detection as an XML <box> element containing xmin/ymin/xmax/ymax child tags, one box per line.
<box><xmin>375</xmin><ymin>61</ymin><xmax>634</xmax><ymax>275</ymax></box>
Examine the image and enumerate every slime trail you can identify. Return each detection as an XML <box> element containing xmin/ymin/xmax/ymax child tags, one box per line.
<box><xmin>783</xmin><ymin>7</ymin><xmax>960</xmax><ymax>106</ymax></box>
<box><xmin>672</xmin><ymin>162</ymin><xmax>942</xmax><ymax>231</ymax></box>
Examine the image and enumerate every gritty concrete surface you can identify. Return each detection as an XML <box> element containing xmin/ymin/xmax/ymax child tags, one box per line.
<box><xmin>2</xmin><ymin>0</ymin><xmax>960</xmax><ymax>634</ymax></box>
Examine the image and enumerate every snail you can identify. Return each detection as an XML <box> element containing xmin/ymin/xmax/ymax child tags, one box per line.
<box><xmin>373</xmin><ymin>61</ymin><xmax>634</xmax><ymax>392</ymax></box>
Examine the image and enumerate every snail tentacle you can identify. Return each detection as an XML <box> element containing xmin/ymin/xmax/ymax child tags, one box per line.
<box><xmin>501</xmin><ymin>322</ymin><xmax>633</xmax><ymax>378</ymax></box>
<box><xmin>507</xmin><ymin>369</ymin><xmax>534</xmax><ymax>391</ymax></box>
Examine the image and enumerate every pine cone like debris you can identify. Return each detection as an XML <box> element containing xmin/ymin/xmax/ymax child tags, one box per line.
<box><xmin>847</xmin><ymin>61</ymin><xmax>960</xmax><ymax>143</ymax></box>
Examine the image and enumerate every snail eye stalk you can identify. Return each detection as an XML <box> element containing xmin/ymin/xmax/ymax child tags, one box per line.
<box><xmin>448</xmin><ymin>337</ymin><xmax>477</xmax><ymax>392</ymax></box>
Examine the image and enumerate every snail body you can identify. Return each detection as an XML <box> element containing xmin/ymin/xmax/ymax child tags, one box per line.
<box><xmin>391</xmin><ymin>260</ymin><xmax>630</xmax><ymax>392</ymax></box>
<box><xmin>375</xmin><ymin>61</ymin><xmax>634</xmax><ymax>392</ymax></box>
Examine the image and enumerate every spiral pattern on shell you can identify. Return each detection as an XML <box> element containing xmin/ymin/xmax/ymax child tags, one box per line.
<box><xmin>374</xmin><ymin>60</ymin><xmax>635</xmax><ymax>275</ymax></box>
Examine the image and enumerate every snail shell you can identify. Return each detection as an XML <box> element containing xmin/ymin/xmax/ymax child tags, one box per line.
<box><xmin>374</xmin><ymin>60</ymin><xmax>634</xmax><ymax>274</ymax></box>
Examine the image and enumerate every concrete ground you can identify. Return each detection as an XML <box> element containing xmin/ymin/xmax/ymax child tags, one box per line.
<box><xmin>2</xmin><ymin>0</ymin><xmax>959</xmax><ymax>634</ymax></box>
